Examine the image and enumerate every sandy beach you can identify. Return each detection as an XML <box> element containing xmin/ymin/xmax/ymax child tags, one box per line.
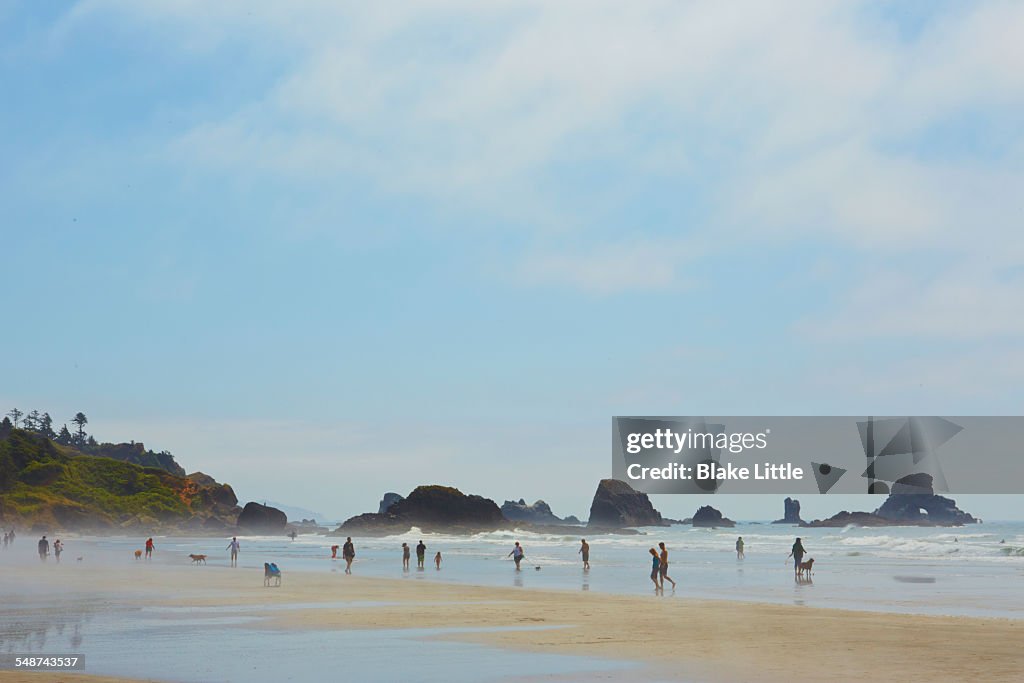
<box><xmin>1</xmin><ymin>562</ymin><xmax>1020</xmax><ymax>683</ymax></box>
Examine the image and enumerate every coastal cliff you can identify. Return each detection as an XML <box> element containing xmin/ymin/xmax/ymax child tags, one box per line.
<box><xmin>0</xmin><ymin>425</ymin><xmax>241</xmax><ymax>533</ymax></box>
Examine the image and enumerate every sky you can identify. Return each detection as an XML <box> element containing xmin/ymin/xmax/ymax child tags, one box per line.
<box><xmin>1</xmin><ymin>1</ymin><xmax>1022</xmax><ymax>522</ymax></box>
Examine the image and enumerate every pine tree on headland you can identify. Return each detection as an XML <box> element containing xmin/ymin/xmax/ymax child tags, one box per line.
<box><xmin>40</xmin><ymin>412</ymin><xmax>55</xmax><ymax>439</ymax></box>
<box><xmin>7</xmin><ymin>408</ymin><xmax>23</xmax><ymax>428</ymax></box>
<box><xmin>24</xmin><ymin>410</ymin><xmax>41</xmax><ymax>432</ymax></box>
<box><xmin>71</xmin><ymin>412</ymin><xmax>88</xmax><ymax>445</ymax></box>
<box><xmin>57</xmin><ymin>424</ymin><xmax>72</xmax><ymax>445</ymax></box>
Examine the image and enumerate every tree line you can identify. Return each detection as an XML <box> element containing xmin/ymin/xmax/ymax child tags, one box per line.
<box><xmin>3</xmin><ymin>408</ymin><xmax>93</xmax><ymax>449</ymax></box>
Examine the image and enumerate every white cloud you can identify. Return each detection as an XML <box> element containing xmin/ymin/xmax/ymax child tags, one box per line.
<box><xmin>51</xmin><ymin>0</ymin><xmax>1024</xmax><ymax>302</ymax></box>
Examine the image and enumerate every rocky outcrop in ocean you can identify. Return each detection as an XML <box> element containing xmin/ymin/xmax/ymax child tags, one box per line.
<box><xmin>772</xmin><ymin>497</ymin><xmax>803</xmax><ymax>524</ymax></box>
<box><xmin>587</xmin><ymin>479</ymin><xmax>665</xmax><ymax>528</ymax></box>
<box><xmin>335</xmin><ymin>485</ymin><xmax>506</xmax><ymax>535</ymax></box>
<box><xmin>378</xmin><ymin>492</ymin><xmax>404</xmax><ymax>514</ymax></box>
<box><xmin>236</xmin><ymin>502</ymin><xmax>287</xmax><ymax>533</ymax></box>
<box><xmin>807</xmin><ymin>476</ymin><xmax>978</xmax><ymax>527</ymax></box>
<box><xmin>690</xmin><ymin>505</ymin><xmax>736</xmax><ymax>528</ymax></box>
<box><xmin>501</xmin><ymin>498</ymin><xmax>572</xmax><ymax>525</ymax></box>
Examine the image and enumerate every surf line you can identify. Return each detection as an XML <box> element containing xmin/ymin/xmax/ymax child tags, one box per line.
<box><xmin>627</xmin><ymin>462</ymin><xmax>804</xmax><ymax>480</ymax></box>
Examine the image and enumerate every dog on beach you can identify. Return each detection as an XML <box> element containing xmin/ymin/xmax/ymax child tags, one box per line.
<box><xmin>189</xmin><ymin>554</ymin><xmax>207</xmax><ymax>565</ymax></box>
<box><xmin>134</xmin><ymin>550</ymin><xmax>142</xmax><ymax>560</ymax></box>
<box><xmin>798</xmin><ymin>558</ymin><xmax>815</xmax><ymax>577</ymax></box>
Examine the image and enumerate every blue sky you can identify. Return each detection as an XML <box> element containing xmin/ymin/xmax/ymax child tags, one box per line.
<box><xmin>2</xmin><ymin>1</ymin><xmax>1023</xmax><ymax>522</ymax></box>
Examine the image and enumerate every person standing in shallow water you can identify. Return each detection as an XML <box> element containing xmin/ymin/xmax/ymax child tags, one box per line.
<box><xmin>145</xmin><ymin>537</ymin><xmax>155</xmax><ymax>560</ymax></box>
<box><xmin>401</xmin><ymin>543</ymin><xmax>410</xmax><ymax>571</ymax></box>
<box><xmin>416</xmin><ymin>540</ymin><xmax>426</xmax><ymax>569</ymax></box>
<box><xmin>507</xmin><ymin>541</ymin><xmax>525</xmax><ymax>570</ymax></box>
<box><xmin>579</xmin><ymin>539</ymin><xmax>590</xmax><ymax>570</ymax></box>
<box><xmin>38</xmin><ymin>535</ymin><xmax>49</xmax><ymax>561</ymax></box>
<box><xmin>54</xmin><ymin>539</ymin><xmax>63</xmax><ymax>563</ymax></box>
<box><xmin>736</xmin><ymin>536</ymin><xmax>745</xmax><ymax>559</ymax></box>
<box><xmin>787</xmin><ymin>537</ymin><xmax>807</xmax><ymax>576</ymax></box>
<box><xmin>434</xmin><ymin>551</ymin><xmax>442</xmax><ymax>569</ymax></box>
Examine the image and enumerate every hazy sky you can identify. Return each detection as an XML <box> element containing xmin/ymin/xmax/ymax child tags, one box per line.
<box><xmin>2</xmin><ymin>1</ymin><xmax>1022</xmax><ymax>522</ymax></box>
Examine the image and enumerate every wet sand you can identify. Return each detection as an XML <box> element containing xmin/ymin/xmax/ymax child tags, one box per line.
<box><xmin>1</xmin><ymin>563</ymin><xmax>1020</xmax><ymax>683</ymax></box>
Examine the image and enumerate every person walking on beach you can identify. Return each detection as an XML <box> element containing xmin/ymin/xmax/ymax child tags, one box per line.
<box><xmin>787</xmin><ymin>537</ymin><xmax>807</xmax><ymax>576</ymax></box>
<box><xmin>434</xmin><ymin>551</ymin><xmax>442</xmax><ymax>569</ymax></box>
<box><xmin>145</xmin><ymin>537</ymin><xmax>155</xmax><ymax>560</ymax></box>
<box><xmin>331</xmin><ymin>544</ymin><xmax>339</xmax><ymax>559</ymax></box>
<box><xmin>507</xmin><ymin>541</ymin><xmax>525</xmax><ymax>570</ymax></box>
<box><xmin>38</xmin><ymin>535</ymin><xmax>49</xmax><ymax>561</ymax></box>
<box><xmin>736</xmin><ymin>537</ymin><xmax>745</xmax><ymax>559</ymax></box>
<box><xmin>226</xmin><ymin>537</ymin><xmax>241</xmax><ymax>567</ymax></box>
<box><xmin>3</xmin><ymin>532</ymin><xmax>8</xmax><ymax>549</ymax></box>
<box><xmin>579</xmin><ymin>539</ymin><xmax>590</xmax><ymax>570</ymax></box>
<box><xmin>54</xmin><ymin>539</ymin><xmax>63</xmax><ymax>563</ymax></box>
<box><xmin>658</xmin><ymin>542</ymin><xmax>676</xmax><ymax>589</ymax></box>
<box><xmin>649</xmin><ymin>548</ymin><xmax>661</xmax><ymax>590</ymax></box>
<box><xmin>343</xmin><ymin>537</ymin><xmax>355</xmax><ymax>574</ymax></box>
<box><xmin>416</xmin><ymin>540</ymin><xmax>426</xmax><ymax>569</ymax></box>
<box><xmin>402</xmin><ymin>543</ymin><xmax>410</xmax><ymax>571</ymax></box>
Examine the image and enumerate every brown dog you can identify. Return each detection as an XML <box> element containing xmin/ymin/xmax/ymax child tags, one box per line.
<box><xmin>798</xmin><ymin>558</ymin><xmax>815</xmax><ymax>577</ymax></box>
<box><xmin>189</xmin><ymin>554</ymin><xmax>207</xmax><ymax>565</ymax></box>
<box><xmin>134</xmin><ymin>550</ymin><xmax>142</xmax><ymax>560</ymax></box>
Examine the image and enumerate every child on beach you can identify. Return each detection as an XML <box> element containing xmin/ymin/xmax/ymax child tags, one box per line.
<box><xmin>226</xmin><ymin>537</ymin><xmax>241</xmax><ymax>567</ymax></box>
<box><xmin>54</xmin><ymin>539</ymin><xmax>63</xmax><ymax>563</ymax></box>
<box><xmin>434</xmin><ymin>551</ymin><xmax>442</xmax><ymax>569</ymax></box>
<box><xmin>145</xmin><ymin>537</ymin><xmax>154</xmax><ymax>559</ymax></box>
<box><xmin>402</xmin><ymin>543</ymin><xmax>410</xmax><ymax>570</ymax></box>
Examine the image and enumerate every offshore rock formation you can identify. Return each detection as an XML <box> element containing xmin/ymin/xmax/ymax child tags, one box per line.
<box><xmin>587</xmin><ymin>479</ymin><xmax>665</xmax><ymax>528</ymax></box>
<box><xmin>807</xmin><ymin>476</ymin><xmax>978</xmax><ymax>527</ymax></box>
<box><xmin>335</xmin><ymin>485</ymin><xmax>506</xmax><ymax>535</ymax></box>
<box><xmin>772</xmin><ymin>497</ymin><xmax>803</xmax><ymax>524</ymax></box>
<box><xmin>378</xmin><ymin>492</ymin><xmax>404</xmax><ymax>514</ymax></box>
<box><xmin>873</xmin><ymin>474</ymin><xmax>977</xmax><ymax>525</ymax></box>
<box><xmin>501</xmin><ymin>499</ymin><xmax>567</xmax><ymax>525</ymax></box>
<box><xmin>236</xmin><ymin>502</ymin><xmax>287</xmax><ymax>533</ymax></box>
<box><xmin>690</xmin><ymin>505</ymin><xmax>736</xmax><ymax>528</ymax></box>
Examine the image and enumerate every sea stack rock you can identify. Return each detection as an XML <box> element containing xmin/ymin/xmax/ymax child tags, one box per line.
<box><xmin>772</xmin><ymin>497</ymin><xmax>803</xmax><ymax>524</ymax></box>
<box><xmin>587</xmin><ymin>479</ymin><xmax>665</xmax><ymax>528</ymax></box>
<box><xmin>378</xmin><ymin>492</ymin><xmax>405</xmax><ymax>514</ymax></box>
<box><xmin>236</xmin><ymin>502</ymin><xmax>287</xmax><ymax>533</ymax></box>
<box><xmin>500</xmin><ymin>499</ymin><xmax>564</xmax><ymax>524</ymax></box>
<box><xmin>690</xmin><ymin>505</ymin><xmax>736</xmax><ymax>528</ymax></box>
<box><xmin>874</xmin><ymin>474</ymin><xmax>977</xmax><ymax>525</ymax></box>
<box><xmin>337</xmin><ymin>485</ymin><xmax>506</xmax><ymax>535</ymax></box>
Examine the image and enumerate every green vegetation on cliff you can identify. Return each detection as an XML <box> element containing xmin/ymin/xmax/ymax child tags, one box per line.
<box><xmin>0</xmin><ymin>423</ymin><xmax>238</xmax><ymax>532</ymax></box>
<box><xmin>3</xmin><ymin>408</ymin><xmax>186</xmax><ymax>476</ymax></box>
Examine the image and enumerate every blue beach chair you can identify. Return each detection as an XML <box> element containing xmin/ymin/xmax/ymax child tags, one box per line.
<box><xmin>264</xmin><ymin>562</ymin><xmax>282</xmax><ymax>587</ymax></box>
